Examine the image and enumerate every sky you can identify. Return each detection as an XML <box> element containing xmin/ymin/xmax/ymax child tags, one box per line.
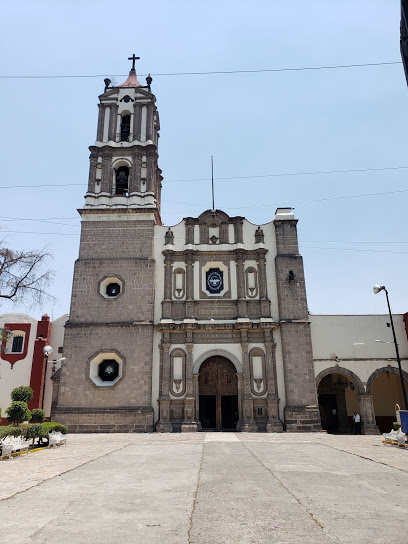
<box><xmin>0</xmin><ymin>0</ymin><xmax>407</xmax><ymax>319</ymax></box>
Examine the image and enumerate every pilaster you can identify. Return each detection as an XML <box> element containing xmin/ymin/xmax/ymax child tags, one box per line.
<box><xmin>133</xmin><ymin>102</ymin><xmax>142</xmax><ymax>141</ymax></box>
<box><xmin>185</xmin><ymin>252</ymin><xmax>195</xmax><ymax>319</ymax></box>
<box><xmin>156</xmin><ymin>341</ymin><xmax>173</xmax><ymax>432</ymax></box>
<box><xmin>235</xmin><ymin>251</ymin><xmax>247</xmax><ymax>318</ymax></box>
<box><xmin>264</xmin><ymin>337</ymin><xmax>283</xmax><ymax>432</ymax></box>
<box><xmin>358</xmin><ymin>394</ymin><xmax>380</xmax><ymax>435</ymax></box>
<box><xmin>240</xmin><ymin>332</ymin><xmax>257</xmax><ymax>432</ymax></box>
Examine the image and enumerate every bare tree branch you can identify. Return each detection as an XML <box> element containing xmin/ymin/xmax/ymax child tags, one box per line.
<box><xmin>0</xmin><ymin>240</ymin><xmax>54</xmax><ymax>308</ymax></box>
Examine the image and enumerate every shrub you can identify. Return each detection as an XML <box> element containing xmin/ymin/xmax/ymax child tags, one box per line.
<box><xmin>22</xmin><ymin>423</ymin><xmax>43</xmax><ymax>443</ymax></box>
<box><xmin>6</xmin><ymin>401</ymin><xmax>31</xmax><ymax>424</ymax></box>
<box><xmin>393</xmin><ymin>422</ymin><xmax>401</xmax><ymax>431</ymax></box>
<box><xmin>31</xmin><ymin>408</ymin><xmax>45</xmax><ymax>423</ymax></box>
<box><xmin>0</xmin><ymin>425</ymin><xmax>22</xmax><ymax>438</ymax></box>
<box><xmin>11</xmin><ymin>386</ymin><xmax>33</xmax><ymax>403</ymax></box>
<box><xmin>41</xmin><ymin>422</ymin><xmax>68</xmax><ymax>436</ymax></box>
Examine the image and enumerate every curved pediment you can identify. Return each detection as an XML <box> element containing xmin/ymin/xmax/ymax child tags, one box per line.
<box><xmin>198</xmin><ymin>209</ymin><xmax>230</xmax><ymax>226</ymax></box>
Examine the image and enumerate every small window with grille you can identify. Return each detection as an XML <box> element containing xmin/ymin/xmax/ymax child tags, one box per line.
<box><xmin>11</xmin><ymin>335</ymin><xmax>24</xmax><ymax>353</ymax></box>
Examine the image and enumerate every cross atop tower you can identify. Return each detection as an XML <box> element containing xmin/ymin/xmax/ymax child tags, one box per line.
<box><xmin>128</xmin><ymin>54</ymin><xmax>140</xmax><ymax>70</ymax></box>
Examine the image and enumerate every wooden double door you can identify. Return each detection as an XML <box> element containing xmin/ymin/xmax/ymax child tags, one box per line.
<box><xmin>199</xmin><ymin>356</ymin><xmax>238</xmax><ymax>430</ymax></box>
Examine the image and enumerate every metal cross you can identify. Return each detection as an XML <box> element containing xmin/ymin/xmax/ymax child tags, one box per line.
<box><xmin>128</xmin><ymin>54</ymin><xmax>140</xmax><ymax>70</ymax></box>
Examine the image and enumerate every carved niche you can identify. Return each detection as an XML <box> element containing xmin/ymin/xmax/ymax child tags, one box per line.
<box><xmin>245</xmin><ymin>266</ymin><xmax>258</xmax><ymax>298</ymax></box>
<box><xmin>173</xmin><ymin>268</ymin><xmax>186</xmax><ymax>299</ymax></box>
<box><xmin>170</xmin><ymin>348</ymin><xmax>186</xmax><ymax>397</ymax></box>
<box><xmin>249</xmin><ymin>348</ymin><xmax>267</xmax><ymax>396</ymax></box>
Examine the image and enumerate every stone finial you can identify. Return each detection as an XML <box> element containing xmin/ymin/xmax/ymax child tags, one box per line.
<box><xmin>165</xmin><ymin>228</ymin><xmax>174</xmax><ymax>245</ymax></box>
<box><xmin>255</xmin><ymin>227</ymin><xmax>264</xmax><ymax>244</ymax></box>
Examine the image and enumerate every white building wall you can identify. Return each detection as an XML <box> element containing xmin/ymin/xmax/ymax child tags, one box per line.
<box><xmin>310</xmin><ymin>314</ymin><xmax>408</xmax><ymax>385</ymax></box>
<box><xmin>0</xmin><ymin>313</ymin><xmax>37</xmax><ymax>418</ymax></box>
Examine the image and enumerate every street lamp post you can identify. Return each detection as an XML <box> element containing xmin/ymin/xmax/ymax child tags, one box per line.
<box><xmin>373</xmin><ymin>285</ymin><xmax>408</xmax><ymax>409</ymax></box>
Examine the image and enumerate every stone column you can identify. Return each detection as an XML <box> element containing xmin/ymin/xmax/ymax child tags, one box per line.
<box><xmin>130</xmin><ymin>150</ymin><xmax>142</xmax><ymax>193</ymax></box>
<box><xmin>145</xmin><ymin>148</ymin><xmax>155</xmax><ymax>193</ymax></box>
<box><xmin>235</xmin><ymin>251</ymin><xmax>247</xmax><ymax>317</ymax></box>
<box><xmin>264</xmin><ymin>338</ymin><xmax>283</xmax><ymax>432</ymax></box>
<box><xmin>87</xmin><ymin>152</ymin><xmax>97</xmax><ymax>193</ymax></box>
<box><xmin>133</xmin><ymin>102</ymin><xmax>142</xmax><ymax>141</ymax></box>
<box><xmin>240</xmin><ymin>334</ymin><xmax>257</xmax><ymax>432</ymax></box>
<box><xmin>108</xmin><ymin>104</ymin><xmax>119</xmax><ymax>141</ymax></box>
<box><xmin>233</xmin><ymin>218</ymin><xmax>244</xmax><ymax>243</ymax></box>
<box><xmin>257</xmin><ymin>249</ymin><xmax>270</xmax><ymax>317</ymax></box>
<box><xmin>193</xmin><ymin>374</ymin><xmax>201</xmax><ymax>430</ymax></box>
<box><xmin>220</xmin><ymin>223</ymin><xmax>229</xmax><ymax>244</ymax></box>
<box><xmin>96</xmin><ymin>104</ymin><xmax>104</xmax><ymax>142</ymax></box>
<box><xmin>146</xmin><ymin>104</ymin><xmax>154</xmax><ymax>141</ymax></box>
<box><xmin>236</xmin><ymin>374</ymin><xmax>244</xmax><ymax>429</ymax></box>
<box><xmin>181</xmin><ymin>342</ymin><xmax>198</xmax><ymax>432</ymax></box>
<box><xmin>100</xmin><ymin>151</ymin><xmax>112</xmax><ymax>194</ymax></box>
<box><xmin>185</xmin><ymin>252</ymin><xmax>195</xmax><ymax>319</ymax></box>
<box><xmin>358</xmin><ymin>394</ymin><xmax>380</xmax><ymax>435</ymax></box>
<box><xmin>162</xmin><ymin>252</ymin><xmax>172</xmax><ymax>319</ymax></box>
<box><xmin>156</xmin><ymin>342</ymin><xmax>173</xmax><ymax>432</ymax></box>
<box><xmin>185</xmin><ymin>218</ymin><xmax>195</xmax><ymax>245</ymax></box>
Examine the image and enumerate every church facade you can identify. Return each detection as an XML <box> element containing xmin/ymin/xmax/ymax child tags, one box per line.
<box><xmin>52</xmin><ymin>61</ymin><xmax>322</xmax><ymax>433</ymax></box>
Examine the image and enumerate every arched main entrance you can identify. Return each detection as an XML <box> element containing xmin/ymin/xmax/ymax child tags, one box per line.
<box><xmin>198</xmin><ymin>356</ymin><xmax>238</xmax><ymax>430</ymax></box>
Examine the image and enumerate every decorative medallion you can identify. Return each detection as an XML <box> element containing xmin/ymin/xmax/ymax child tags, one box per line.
<box><xmin>206</xmin><ymin>268</ymin><xmax>223</xmax><ymax>294</ymax></box>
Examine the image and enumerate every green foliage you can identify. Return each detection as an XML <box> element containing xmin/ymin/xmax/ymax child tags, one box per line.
<box><xmin>41</xmin><ymin>422</ymin><xmax>68</xmax><ymax>435</ymax></box>
<box><xmin>0</xmin><ymin>425</ymin><xmax>23</xmax><ymax>438</ymax></box>
<box><xmin>21</xmin><ymin>423</ymin><xmax>43</xmax><ymax>441</ymax></box>
<box><xmin>393</xmin><ymin>422</ymin><xmax>401</xmax><ymax>431</ymax></box>
<box><xmin>11</xmin><ymin>386</ymin><xmax>33</xmax><ymax>403</ymax></box>
<box><xmin>30</xmin><ymin>408</ymin><xmax>45</xmax><ymax>423</ymax></box>
<box><xmin>6</xmin><ymin>401</ymin><xmax>31</xmax><ymax>424</ymax></box>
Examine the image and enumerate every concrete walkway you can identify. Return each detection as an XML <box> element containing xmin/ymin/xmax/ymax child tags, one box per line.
<box><xmin>1</xmin><ymin>433</ymin><xmax>407</xmax><ymax>543</ymax></box>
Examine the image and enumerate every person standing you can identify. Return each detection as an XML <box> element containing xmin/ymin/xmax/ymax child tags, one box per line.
<box><xmin>353</xmin><ymin>412</ymin><xmax>361</xmax><ymax>435</ymax></box>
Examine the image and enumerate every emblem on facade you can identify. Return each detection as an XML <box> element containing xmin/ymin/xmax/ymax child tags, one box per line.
<box><xmin>206</xmin><ymin>268</ymin><xmax>223</xmax><ymax>294</ymax></box>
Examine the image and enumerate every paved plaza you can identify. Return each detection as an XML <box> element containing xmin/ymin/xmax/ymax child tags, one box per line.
<box><xmin>1</xmin><ymin>433</ymin><xmax>408</xmax><ymax>543</ymax></box>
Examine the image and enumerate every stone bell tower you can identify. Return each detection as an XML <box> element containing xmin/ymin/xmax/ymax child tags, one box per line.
<box><xmin>53</xmin><ymin>56</ymin><xmax>162</xmax><ymax>432</ymax></box>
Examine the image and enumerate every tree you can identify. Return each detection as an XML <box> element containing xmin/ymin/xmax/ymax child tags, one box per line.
<box><xmin>0</xmin><ymin>243</ymin><xmax>54</xmax><ymax>307</ymax></box>
<box><xmin>6</xmin><ymin>401</ymin><xmax>31</xmax><ymax>424</ymax></box>
<box><xmin>11</xmin><ymin>386</ymin><xmax>33</xmax><ymax>403</ymax></box>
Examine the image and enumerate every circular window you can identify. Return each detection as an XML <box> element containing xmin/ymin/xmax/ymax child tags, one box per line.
<box><xmin>98</xmin><ymin>359</ymin><xmax>119</xmax><ymax>382</ymax></box>
<box><xmin>106</xmin><ymin>283</ymin><xmax>120</xmax><ymax>297</ymax></box>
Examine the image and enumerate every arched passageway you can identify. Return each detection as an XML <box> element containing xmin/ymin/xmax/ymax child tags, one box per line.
<box><xmin>369</xmin><ymin>369</ymin><xmax>408</xmax><ymax>433</ymax></box>
<box><xmin>198</xmin><ymin>356</ymin><xmax>238</xmax><ymax>430</ymax></box>
<box><xmin>317</xmin><ymin>373</ymin><xmax>360</xmax><ymax>433</ymax></box>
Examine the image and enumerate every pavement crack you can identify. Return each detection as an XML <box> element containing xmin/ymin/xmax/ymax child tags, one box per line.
<box><xmin>187</xmin><ymin>441</ymin><xmax>205</xmax><ymax>544</ymax></box>
<box><xmin>0</xmin><ymin>442</ymin><xmax>133</xmax><ymax>503</ymax></box>
<box><xmin>315</xmin><ymin>439</ymin><xmax>408</xmax><ymax>474</ymax></box>
<box><xmin>242</xmin><ymin>441</ymin><xmax>339</xmax><ymax>544</ymax></box>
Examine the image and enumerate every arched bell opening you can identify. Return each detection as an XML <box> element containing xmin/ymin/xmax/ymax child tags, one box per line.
<box><xmin>120</xmin><ymin>114</ymin><xmax>131</xmax><ymax>142</ymax></box>
<box><xmin>115</xmin><ymin>166</ymin><xmax>129</xmax><ymax>195</ymax></box>
<box><xmin>317</xmin><ymin>372</ymin><xmax>359</xmax><ymax>434</ymax></box>
<box><xmin>198</xmin><ymin>356</ymin><xmax>239</xmax><ymax>431</ymax></box>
